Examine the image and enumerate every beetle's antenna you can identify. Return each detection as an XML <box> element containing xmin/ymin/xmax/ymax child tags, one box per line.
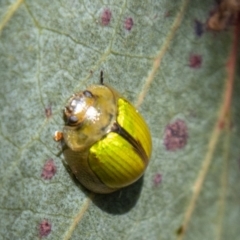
<box><xmin>100</xmin><ymin>70</ymin><xmax>104</xmax><ymax>85</ymax></box>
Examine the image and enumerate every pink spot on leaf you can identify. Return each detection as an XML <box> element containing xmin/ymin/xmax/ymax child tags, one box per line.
<box><xmin>164</xmin><ymin>119</ymin><xmax>188</xmax><ymax>151</ymax></box>
<box><xmin>41</xmin><ymin>159</ymin><xmax>57</xmax><ymax>180</ymax></box>
<box><xmin>101</xmin><ymin>8</ymin><xmax>112</xmax><ymax>26</ymax></box>
<box><xmin>153</xmin><ymin>173</ymin><xmax>162</xmax><ymax>187</ymax></box>
<box><xmin>189</xmin><ymin>54</ymin><xmax>202</xmax><ymax>69</ymax></box>
<box><xmin>39</xmin><ymin>219</ymin><xmax>51</xmax><ymax>238</ymax></box>
<box><xmin>124</xmin><ymin>17</ymin><xmax>134</xmax><ymax>31</ymax></box>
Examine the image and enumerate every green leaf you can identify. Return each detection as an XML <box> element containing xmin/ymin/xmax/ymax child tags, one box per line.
<box><xmin>0</xmin><ymin>0</ymin><xmax>239</xmax><ymax>239</ymax></box>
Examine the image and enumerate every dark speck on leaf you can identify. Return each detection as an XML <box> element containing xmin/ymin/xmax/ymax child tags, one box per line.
<box><xmin>45</xmin><ymin>105</ymin><xmax>52</xmax><ymax>118</ymax></box>
<box><xmin>194</xmin><ymin>19</ymin><xmax>204</xmax><ymax>37</ymax></box>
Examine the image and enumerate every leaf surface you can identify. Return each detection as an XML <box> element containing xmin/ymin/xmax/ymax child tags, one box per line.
<box><xmin>0</xmin><ymin>0</ymin><xmax>239</xmax><ymax>240</ymax></box>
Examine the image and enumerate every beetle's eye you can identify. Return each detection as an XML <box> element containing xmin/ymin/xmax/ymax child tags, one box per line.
<box><xmin>68</xmin><ymin>115</ymin><xmax>79</xmax><ymax>125</ymax></box>
<box><xmin>83</xmin><ymin>90</ymin><xmax>93</xmax><ymax>98</ymax></box>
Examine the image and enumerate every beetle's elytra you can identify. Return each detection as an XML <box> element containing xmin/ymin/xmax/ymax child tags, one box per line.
<box><xmin>55</xmin><ymin>73</ymin><xmax>152</xmax><ymax>193</ymax></box>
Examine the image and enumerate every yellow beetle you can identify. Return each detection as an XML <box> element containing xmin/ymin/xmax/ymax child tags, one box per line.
<box><xmin>55</xmin><ymin>72</ymin><xmax>152</xmax><ymax>194</ymax></box>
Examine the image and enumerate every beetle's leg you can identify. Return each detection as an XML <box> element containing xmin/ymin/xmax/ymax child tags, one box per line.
<box><xmin>54</xmin><ymin>131</ymin><xmax>63</xmax><ymax>142</ymax></box>
<box><xmin>54</xmin><ymin>131</ymin><xmax>66</xmax><ymax>157</ymax></box>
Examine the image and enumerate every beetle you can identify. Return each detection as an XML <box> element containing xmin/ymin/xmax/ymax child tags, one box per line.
<box><xmin>55</xmin><ymin>72</ymin><xmax>152</xmax><ymax>193</ymax></box>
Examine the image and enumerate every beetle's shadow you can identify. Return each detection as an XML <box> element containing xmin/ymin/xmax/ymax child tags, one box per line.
<box><xmin>63</xmin><ymin>160</ymin><xmax>143</xmax><ymax>214</ymax></box>
<box><xmin>91</xmin><ymin>176</ymin><xmax>143</xmax><ymax>214</ymax></box>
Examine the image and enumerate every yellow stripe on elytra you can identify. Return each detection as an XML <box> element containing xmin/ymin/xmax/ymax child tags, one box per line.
<box><xmin>91</xmin><ymin>134</ymin><xmax>144</xmax><ymax>178</ymax></box>
<box><xmin>117</xmin><ymin>98</ymin><xmax>152</xmax><ymax>159</ymax></box>
<box><xmin>104</xmin><ymin>144</ymin><xmax>144</xmax><ymax>177</ymax></box>
<box><xmin>95</xmin><ymin>146</ymin><xmax>136</xmax><ymax>180</ymax></box>
<box><xmin>89</xmin><ymin>132</ymin><xmax>145</xmax><ymax>188</ymax></box>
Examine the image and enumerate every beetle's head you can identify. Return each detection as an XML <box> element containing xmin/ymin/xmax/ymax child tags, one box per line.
<box><xmin>64</xmin><ymin>90</ymin><xmax>95</xmax><ymax>127</ymax></box>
